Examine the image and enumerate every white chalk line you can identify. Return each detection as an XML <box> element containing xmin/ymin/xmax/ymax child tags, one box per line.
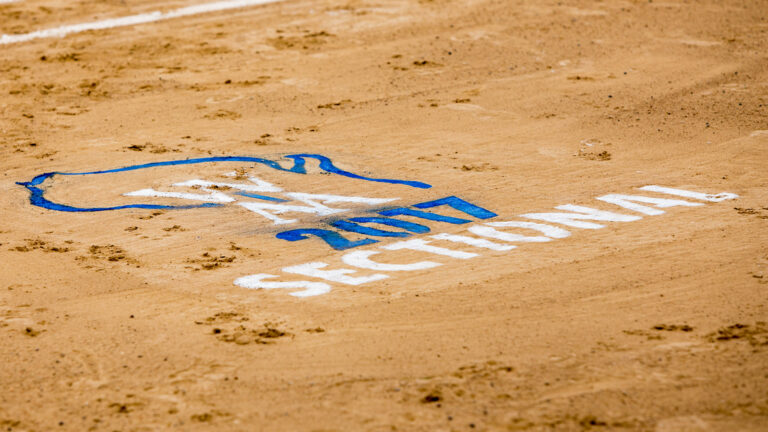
<box><xmin>0</xmin><ymin>0</ymin><xmax>21</xmax><ymax>4</ymax></box>
<box><xmin>0</xmin><ymin>0</ymin><xmax>283</xmax><ymax>45</ymax></box>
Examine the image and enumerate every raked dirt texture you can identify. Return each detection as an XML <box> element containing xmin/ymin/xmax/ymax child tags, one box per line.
<box><xmin>1</xmin><ymin>0</ymin><xmax>767</xmax><ymax>431</ymax></box>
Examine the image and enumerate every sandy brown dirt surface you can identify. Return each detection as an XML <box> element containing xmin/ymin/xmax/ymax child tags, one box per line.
<box><xmin>1</xmin><ymin>0</ymin><xmax>767</xmax><ymax>430</ymax></box>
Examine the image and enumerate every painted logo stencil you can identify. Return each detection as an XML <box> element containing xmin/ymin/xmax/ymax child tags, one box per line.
<box><xmin>18</xmin><ymin>154</ymin><xmax>739</xmax><ymax>298</ymax></box>
<box><xmin>17</xmin><ymin>154</ymin><xmax>429</xmax><ymax>213</ymax></box>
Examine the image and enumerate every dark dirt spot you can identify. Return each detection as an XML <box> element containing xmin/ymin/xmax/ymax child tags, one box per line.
<box><xmin>707</xmin><ymin>322</ymin><xmax>768</xmax><ymax>346</ymax></box>
<box><xmin>413</xmin><ymin>60</ymin><xmax>441</xmax><ymax>67</ymax></box>
<box><xmin>10</xmin><ymin>239</ymin><xmax>69</xmax><ymax>253</ymax></box>
<box><xmin>421</xmin><ymin>390</ymin><xmax>443</xmax><ymax>403</ymax></box>
<box><xmin>652</xmin><ymin>324</ymin><xmax>694</xmax><ymax>332</ymax></box>
<box><xmin>191</xmin><ymin>413</ymin><xmax>213</xmax><ymax>422</ymax></box>
<box><xmin>579</xmin><ymin>416</ymin><xmax>608</xmax><ymax>427</ymax></box>
<box><xmin>162</xmin><ymin>225</ymin><xmax>186</xmax><ymax>232</ymax></box>
<box><xmin>317</xmin><ymin>99</ymin><xmax>352</xmax><ymax>109</ymax></box>
<box><xmin>236</xmin><ymin>77</ymin><xmax>270</xmax><ymax>86</ymax></box>
<box><xmin>195</xmin><ymin>312</ymin><xmax>249</xmax><ymax>325</ymax></box>
<box><xmin>567</xmin><ymin>75</ymin><xmax>595</xmax><ymax>81</ymax></box>
<box><xmin>187</xmin><ymin>252</ymin><xmax>236</xmax><ymax>270</ymax></box>
<box><xmin>259</xmin><ymin>327</ymin><xmax>286</xmax><ymax>339</ymax></box>
<box><xmin>230</xmin><ymin>168</ymin><xmax>248</xmax><ymax>180</ymax></box>
<box><xmin>460</xmin><ymin>163</ymin><xmax>498</xmax><ymax>172</ymax></box>
<box><xmin>577</xmin><ymin>139</ymin><xmax>612</xmax><ymax>161</ymax></box>
<box><xmin>579</xmin><ymin>150</ymin><xmax>612</xmax><ymax>161</ymax></box>
<box><xmin>253</xmin><ymin>135</ymin><xmax>277</xmax><ymax>146</ymax></box>
<box><xmin>137</xmin><ymin>211</ymin><xmax>165</xmax><ymax>220</ymax></box>
<box><xmin>108</xmin><ymin>403</ymin><xmax>139</xmax><ymax>414</ymax></box>
<box><xmin>305</xmin><ymin>31</ymin><xmax>334</xmax><ymax>38</ymax></box>
<box><xmin>305</xmin><ymin>327</ymin><xmax>325</xmax><ymax>333</ymax></box>
<box><xmin>623</xmin><ymin>329</ymin><xmax>664</xmax><ymax>340</ymax></box>
<box><xmin>452</xmin><ymin>362</ymin><xmax>514</xmax><ymax>379</ymax></box>
<box><xmin>56</xmin><ymin>52</ymin><xmax>81</xmax><ymax>62</ymax></box>
<box><xmin>734</xmin><ymin>207</ymin><xmax>767</xmax><ymax>219</ymax></box>
<box><xmin>214</xmin><ymin>324</ymin><xmax>291</xmax><ymax>345</ymax></box>
<box><xmin>124</xmin><ymin>142</ymin><xmax>175</xmax><ymax>153</ymax></box>
<box><xmin>204</xmin><ymin>109</ymin><xmax>241</xmax><ymax>120</ymax></box>
<box><xmin>267</xmin><ymin>31</ymin><xmax>333</xmax><ymax>50</ymax></box>
<box><xmin>80</xmin><ymin>244</ymin><xmax>130</xmax><ymax>263</ymax></box>
<box><xmin>0</xmin><ymin>419</ymin><xmax>22</xmax><ymax>429</ymax></box>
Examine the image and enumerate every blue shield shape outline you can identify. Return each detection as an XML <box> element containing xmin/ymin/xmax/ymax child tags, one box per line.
<box><xmin>17</xmin><ymin>154</ymin><xmax>432</xmax><ymax>212</ymax></box>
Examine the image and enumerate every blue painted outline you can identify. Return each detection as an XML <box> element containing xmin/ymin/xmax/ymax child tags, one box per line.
<box><xmin>413</xmin><ymin>196</ymin><xmax>497</xmax><ymax>219</ymax></box>
<box><xmin>16</xmin><ymin>154</ymin><xmax>431</xmax><ymax>213</ymax></box>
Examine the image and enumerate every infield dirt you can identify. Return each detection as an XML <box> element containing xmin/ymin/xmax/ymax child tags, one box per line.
<box><xmin>1</xmin><ymin>0</ymin><xmax>767</xmax><ymax>431</ymax></box>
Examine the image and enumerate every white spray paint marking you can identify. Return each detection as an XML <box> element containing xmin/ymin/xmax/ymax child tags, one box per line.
<box><xmin>342</xmin><ymin>250</ymin><xmax>441</xmax><ymax>272</ymax></box>
<box><xmin>596</xmin><ymin>194</ymin><xmax>702</xmax><ymax>216</ymax></box>
<box><xmin>125</xmin><ymin>176</ymin><xmax>280</xmax><ymax>203</ymax></box>
<box><xmin>284</xmin><ymin>193</ymin><xmax>396</xmax><ymax>206</ymax></box>
<box><xmin>233</xmin><ymin>273</ymin><xmax>330</xmax><ymax>297</ymax></box>
<box><xmin>124</xmin><ymin>188</ymin><xmax>235</xmax><ymax>203</ymax></box>
<box><xmin>469</xmin><ymin>225</ymin><xmax>549</xmax><ymax>242</ymax></box>
<box><xmin>381</xmin><ymin>239</ymin><xmax>478</xmax><ymax>259</ymax></box>
<box><xmin>469</xmin><ymin>223</ymin><xmax>553</xmax><ymax>243</ymax></box>
<box><xmin>239</xmin><ymin>193</ymin><xmax>397</xmax><ymax>225</ymax></box>
<box><xmin>237</xmin><ymin>202</ymin><xmax>340</xmax><ymax>225</ymax></box>
<box><xmin>127</xmin><ymin>174</ymin><xmax>397</xmax><ymax>225</ymax></box>
<box><xmin>639</xmin><ymin>185</ymin><xmax>739</xmax><ymax>202</ymax></box>
<box><xmin>520</xmin><ymin>205</ymin><xmax>641</xmax><ymax>229</ymax></box>
<box><xmin>0</xmin><ymin>0</ymin><xmax>21</xmax><ymax>4</ymax></box>
<box><xmin>0</xmin><ymin>0</ymin><xmax>283</xmax><ymax>45</ymax></box>
<box><xmin>282</xmin><ymin>262</ymin><xmax>388</xmax><ymax>285</ymax></box>
<box><xmin>430</xmin><ymin>233</ymin><xmax>516</xmax><ymax>251</ymax></box>
<box><xmin>234</xmin><ymin>185</ymin><xmax>739</xmax><ymax>298</ymax></box>
<box><xmin>486</xmin><ymin>221</ymin><xmax>571</xmax><ymax>239</ymax></box>
<box><xmin>237</xmin><ymin>202</ymin><xmax>321</xmax><ymax>225</ymax></box>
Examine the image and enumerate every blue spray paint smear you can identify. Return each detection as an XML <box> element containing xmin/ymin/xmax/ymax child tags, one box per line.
<box><xmin>235</xmin><ymin>192</ymin><xmax>289</xmax><ymax>202</ymax></box>
<box><xmin>16</xmin><ymin>154</ymin><xmax>432</xmax><ymax>213</ymax></box>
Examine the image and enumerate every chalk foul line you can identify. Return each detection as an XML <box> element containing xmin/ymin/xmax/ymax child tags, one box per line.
<box><xmin>0</xmin><ymin>0</ymin><xmax>283</xmax><ymax>45</ymax></box>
